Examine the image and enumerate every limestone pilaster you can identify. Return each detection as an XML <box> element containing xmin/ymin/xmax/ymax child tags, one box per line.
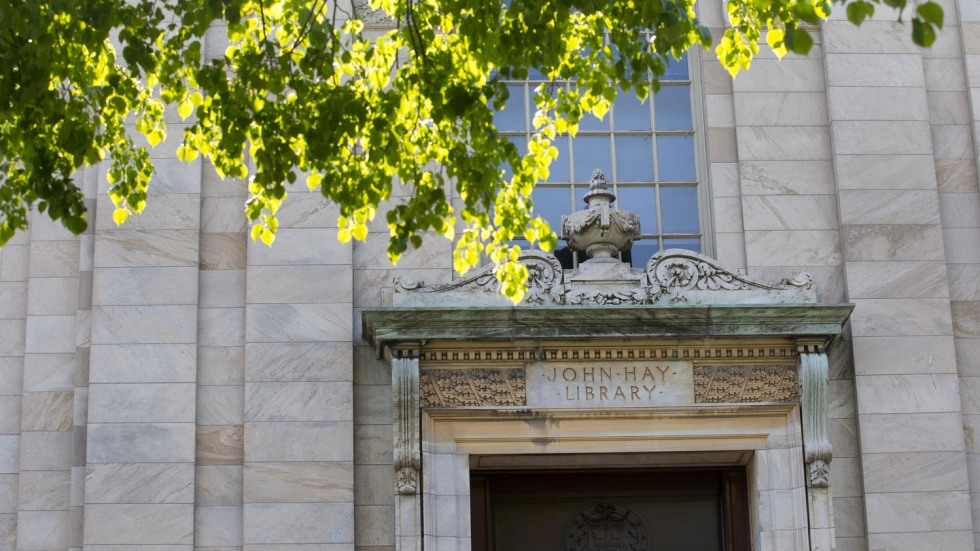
<box><xmin>84</xmin><ymin>110</ymin><xmax>202</xmax><ymax>549</ymax></box>
<box><xmin>242</xmin><ymin>177</ymin><xmax>354</xmax><ymax>549</ymax></box>
<box><xmin>824</xmin><ymin>15</ymin><xmax>975</xmax><ymax>549</ymax></box>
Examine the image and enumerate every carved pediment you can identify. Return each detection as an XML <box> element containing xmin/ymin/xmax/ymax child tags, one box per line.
<box><xmin>392</xmin><ymin>249</ymin><xmax>816</xmax><ymax>307</ymax></box>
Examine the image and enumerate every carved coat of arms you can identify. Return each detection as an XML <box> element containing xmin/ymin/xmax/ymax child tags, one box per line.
<box><xmin>565</xmin><ymin>503</ymin><xmax>650</xmax><ymax>551</ymax></box>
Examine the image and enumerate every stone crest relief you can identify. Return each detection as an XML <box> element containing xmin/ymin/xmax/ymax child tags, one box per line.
<box><xmin>566</xmin><ymin>503</ymin><xmax>650</xmax><ymax>551</ymax></box>
<box><xmin>693</xmin><ymin>365</ymin><xmax>799</xmax><ymax>403</ymax></box>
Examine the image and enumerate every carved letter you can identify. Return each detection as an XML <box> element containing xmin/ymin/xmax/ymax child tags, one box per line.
<box><xmin>583</xmin><ymin>367</ymin><xmax>596</xmax><ymax>382</ymax></box>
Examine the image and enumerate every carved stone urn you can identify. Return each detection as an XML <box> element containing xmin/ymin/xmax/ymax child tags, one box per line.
<box><xmin>561</xmin><ymin>169</ymin><xmax>641</xmax><ymax>262</ymax></box>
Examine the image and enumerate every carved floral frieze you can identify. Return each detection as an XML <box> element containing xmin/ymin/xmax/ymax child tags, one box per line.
<box><xmin>693</xmin><ymin>364</ymin><xmax>799</xmax><ymax>403</ymax></box>
<box><xmin>420</xmin><ymin>367</ymin><xmax>526</xmax><ymax>407</ymax></box>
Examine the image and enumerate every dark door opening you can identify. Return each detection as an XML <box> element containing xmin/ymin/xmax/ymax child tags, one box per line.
<box><xmin>471</xmin><ymin>468</ymin><xmax>749</xmax><ymax>551</ymax></box>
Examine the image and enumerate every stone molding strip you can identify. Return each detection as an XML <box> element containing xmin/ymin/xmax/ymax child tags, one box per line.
<box><xmin>409</xmin><ymin>344</ymin><xmax>801</xmax><ymax>365</ymax></box>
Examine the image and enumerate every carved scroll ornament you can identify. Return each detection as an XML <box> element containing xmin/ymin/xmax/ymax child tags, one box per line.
<box><xmin>393</xmin><ymin>248</ymin><xmax>815</xmax><ymax>307</ymax></box>
<box><xmin>799</xmin><ymin>349</ymin><xmax>832</xmax><ymax>488</ymax></box>
<box><xmin>392</xmin><ymin>357</ymin><xmax>421</xmax><ymax>494</ymax></box>
<box><xmin>646</xmin><ymin>249</ymin><xmax>812</xmax><ymax>304</ymax></box>
<box><xmin>394</xmin><ymin>248</ymin><xmax>566</xmax><ymax>304</ymax></box>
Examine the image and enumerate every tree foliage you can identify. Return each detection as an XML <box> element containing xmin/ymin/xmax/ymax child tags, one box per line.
<box><xmin>0</xmin><ymin>0</ymin><xmax>942</xmax><ymax>301</ymax></box>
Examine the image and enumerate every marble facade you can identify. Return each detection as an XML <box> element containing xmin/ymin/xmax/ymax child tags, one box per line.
<box><xmin>2</xmin><ymin>0</ymin><xmax>980</xmax><ymax>549</ymax></box>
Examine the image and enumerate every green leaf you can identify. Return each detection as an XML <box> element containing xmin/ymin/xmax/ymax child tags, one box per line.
<box><xmin>785</xmin><ymin>27</ymin><xmax>815</xmax><ymax>55</ymax></box>
<box><xmin>917</xmin><ymin>2</ymin><xmax>944</xmax><ymax>28</ymax></box>
<box><xmin>178</xmin><ymin>99</ymin><xmax>193</xmax><ymax>118</ymax></box>
<box><xmin>112</xmin><ymin>208</ymin><xmax>129</xmax><ymax>226</ymax></box>
<box><xmin>792</xmin><ymin>2</ymin><xmax>820</xmax><ymax>24</ymax></box>
<box><xmin>0</xmin><ymin>0</ymin><xmax>946</xmax><ymax>302</ymax></box>
<box><xmin>846</xmin><ymin>1</ymin><xmax>875</xmax><ymax>25</ymax></box>
<box><xmin>766</xmin><ymin>28</ymin><xmax>787</xmax><ymax>58</ymax></box>
<box><xmin>912</xmin><ymin>18</ymin><xmax>937</xmax><ymax>47</ymax></box>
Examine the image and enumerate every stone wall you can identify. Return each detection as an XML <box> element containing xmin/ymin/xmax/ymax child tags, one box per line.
<box><xmin>0</xmin><ymin>5</ymin><xmax>979</xmax><ymax>551</ymax></box>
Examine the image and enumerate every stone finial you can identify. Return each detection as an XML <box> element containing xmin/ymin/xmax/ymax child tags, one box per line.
<box><xmin>582</xmin><ymin>169</ymin><xmax>617</xmax><ymax>207</ymax></box>
<box><xmin>590</xmin><ymin>169</ymin><xmax>609</xmax><ymax>191</ymax></box>
<box><xmin>563</xmin><ymin>168</ymin><xmax>640</xmax><ymax>261</ymax></box>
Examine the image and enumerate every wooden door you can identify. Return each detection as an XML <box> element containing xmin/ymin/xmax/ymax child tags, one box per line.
<box><xmin>471</xmin><ymin>469</ymin><xmax>749</xmax><ymax>551</ymax></box>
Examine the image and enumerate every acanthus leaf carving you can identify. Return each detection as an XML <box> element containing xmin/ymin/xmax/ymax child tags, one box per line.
<box><xmin>566</xmin><ymin>286</ymin><xmax>661</xmax><ymax>306</ymax></box>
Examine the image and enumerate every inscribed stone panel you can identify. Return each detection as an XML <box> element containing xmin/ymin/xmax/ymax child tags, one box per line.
<box><xmin>527</xmin><ymin>361</ymin><xmax>693</xmax><ymax>407</ymax></box>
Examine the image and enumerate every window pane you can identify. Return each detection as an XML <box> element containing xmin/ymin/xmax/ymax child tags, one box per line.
<box><xmin>615</xmin><ymin>136</ymin><xmax>654</xmax><ymax>182</ymax></box>
<box><xmin>660</xmin><ymin>186</ymin><xmax>700</xmax><ymax>234</ymax></box>
<box><xmin>579</xmin><ymin>111</ymin><xmax>609</xmax><ymax>132</ymax></box>
<box><xmin>613</xmin><ymin>90</ymin><xmax>651</xmax><ymax>131</ymax></box>
<box><xmin>527</xmin><ymin>66</ymin><xmax>548</xmax><ymax>81</ymax></box>
<box><xmin>573</xmin><ymin>136</ymin><xmax>611</xmax><ymax>182</ymax></box>
<box><xmin>532</xmin><ymin>186</ymin><xmax>573</xmax><ymax>232</ymax></box>
<box><xmin>547</xmin><ymin>137</ymin><xmax>570</xmax><ymax>183</ymax></box>
<box><xmin>663</xmin><ymin>237</ymin><xmax>701</xmax><ymax>253</ymax></box>
<box><xmin>657</xmin><ymin>135</ymin><xmax>695</xmax><ymax>181</ymax></box>
<box><xmin>494</xmin><ymin>85</ymin><xmax>526</xmax><ymax>131</ymax></box>
<box><xmin>502</xmin><ymin>135</ymin><xmax>527</xmax><ymax>178</ymax></box>
<box><xmin>629</xmin><ymin>240</ymin><xmax>660</xmax><ymax>268</ymax></box>
<box><xmin>574</xmin><ymin>184</ymin><xmax>589</xmax><ymax>209</ymax></box>
<box><xmin>615</xmin><ymin>186</ymin><xmax>656</xmax><ymax>230</ymax></box>
<box><xmin>663</xmin><ymin>52</ymin><xmax>689</xmax><ymax>80</ymax></box>
<box><xmin>655</xmin><ymin>85</ymin><xmax>692</xmax><ymax>131</ymax></box>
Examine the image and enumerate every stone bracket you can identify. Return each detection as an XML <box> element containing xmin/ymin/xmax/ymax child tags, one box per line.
<box><xmin>392</xmin><ymin>355</ymin><xmax>421</xmax><ymax>495</ymax></box>
<box><xmin>799</xmin><ymin>344</ymin><xmax>832</xmax><ymax>488</ymax></box>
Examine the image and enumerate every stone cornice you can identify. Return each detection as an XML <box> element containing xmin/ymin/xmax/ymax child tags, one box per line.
<box><xmin>362</xmin><ymin>303</ymin><xmax>854</xmax><ymax>354</ymax></box>
<box><xmin>367</xmin><ymin>249</ymin><xmax>853</xmax><ymax>355</ymax></box>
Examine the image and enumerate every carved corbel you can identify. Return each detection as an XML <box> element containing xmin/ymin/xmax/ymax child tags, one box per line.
<box><xmin>391</xmin><ymin>347</ymin><xmax>421</xmax><ymax>495</ymax></box>
<box><xmin>798</xmin><ymin>342</ymin><xmax>832</xmax><ymax>488</ymax></box>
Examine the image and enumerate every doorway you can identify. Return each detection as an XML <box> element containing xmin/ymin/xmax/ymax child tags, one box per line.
<box><xmin>470</xmin><ymin>468</ymin><xmax>749</xmax><ymax>551</ymax></box>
